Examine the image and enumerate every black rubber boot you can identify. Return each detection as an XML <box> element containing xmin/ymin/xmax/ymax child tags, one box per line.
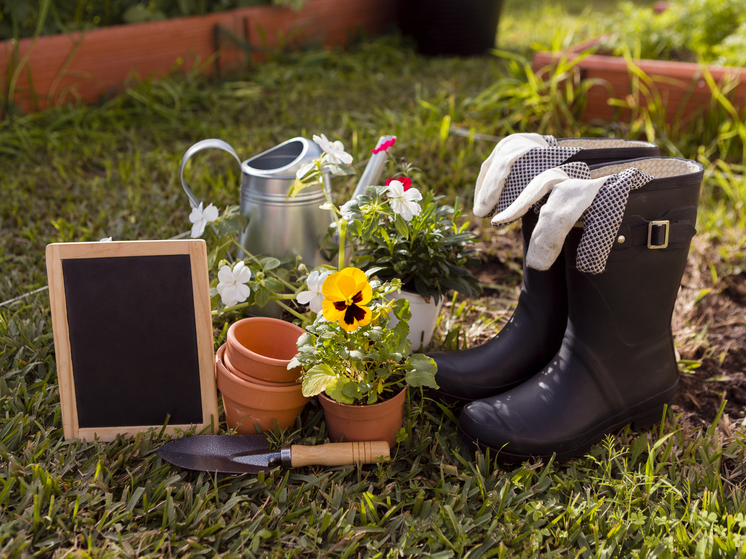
<box><xmin>431</xmin><ymin>211</ymin><xmax>568</xmax><ymax>400</ymax></box>
<box><xmin>457</xmin><ymin>157</ymin><xmax>704</xmax><ymax>462</ymax></box>
<box><xmin>430</xmin><ymin>141</ymin><xmax>660</xmax><ymax>402</ymax></box>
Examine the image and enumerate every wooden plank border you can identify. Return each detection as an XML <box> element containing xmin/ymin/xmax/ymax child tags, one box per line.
<box><xmin>1</xmin><ymin>0</ymin><xmax>398</xmax><ymax>114</ymax></box>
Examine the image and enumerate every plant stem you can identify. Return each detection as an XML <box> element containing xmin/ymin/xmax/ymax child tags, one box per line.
<box><xmin>276</xmin><ymin>300</ymin><xmax>311</xmax><ymax>325</ymax></box>
<box><xmin>213</xmin><ymin>296</ymin><xmax>309</xmax><ymax>324</ymax></box>
<box><xmin>338</xmin><ymin>218</ymin><xmax>347</xmax><ymax>270</ymax></box>
<box><xmin>231</xmin><ymin>239</ymin><xmax>299</xmax><ymax>292</ymax></box>
<box><xmin>213</xmin><ymin>301</ymin><xmax>249</xmax><ymax>315</ymax></box>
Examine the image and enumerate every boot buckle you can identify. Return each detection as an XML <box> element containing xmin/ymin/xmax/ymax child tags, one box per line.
<box><xmin>647</xmin><ymin>221</ymin><xmax>669</xmax><ymax>249</ymax></box>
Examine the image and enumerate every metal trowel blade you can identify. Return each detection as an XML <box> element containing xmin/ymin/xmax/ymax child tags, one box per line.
<box><xmin>157</xmin><ymin>435</ymin><xmax>279</xmax><ymax>475</ymax></box>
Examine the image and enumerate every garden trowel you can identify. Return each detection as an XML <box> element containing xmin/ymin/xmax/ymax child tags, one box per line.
<box><xmin>157</xmin><ymin>435</ymin><xmax>390</xmax><ymax>475</ymax></box>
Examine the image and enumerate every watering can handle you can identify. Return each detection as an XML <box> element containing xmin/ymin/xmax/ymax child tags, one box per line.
<box><xmin>180</xmin><ymin>139</ymin><xmax>243</xmax><ymax>208</ymax></box>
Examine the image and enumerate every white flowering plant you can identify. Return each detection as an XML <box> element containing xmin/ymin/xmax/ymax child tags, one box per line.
<box><xmin>287</xmin><ymin>135</ymin><xmax>439</xmax><ymax>405</ymax></box>
<box><xmin>342</xmin><ymin>158</ymin><xmax>482</xmax><ymax>305</ymax></box>
<box><xmin>345</xmin><ymin>186</ymin><xmax>481</xmax><ymax>304</ymax></box>
<box><xmin>291</xmin><ymin>135</ymin><xmax>481</xmax><ymax>305</ymax></box>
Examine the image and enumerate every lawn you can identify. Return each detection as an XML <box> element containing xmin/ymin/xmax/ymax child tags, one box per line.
<box><xmin>2</xmin><ymin>1</ymin><xmax>746</xmax><ymax>556</ymax></box>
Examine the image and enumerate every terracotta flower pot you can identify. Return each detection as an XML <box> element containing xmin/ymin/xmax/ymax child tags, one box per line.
<box><xmin>318</xmin><ymin>387</ymin><xmax>407</xmax><ymax>449</ymax></box>
<box><xmin>215</xmin><ymin>345</ymin><xmax>309</xmax><ymax>434</ymax></box>
<box><xmin>222</xmin><ymin>347</ymin><xmax>297</xmax><ymax>388</ymax></box>
<box><xmin>225</xmin><ymin>317</ymin><xmax>305</xmax><ymax>383</ymax></box>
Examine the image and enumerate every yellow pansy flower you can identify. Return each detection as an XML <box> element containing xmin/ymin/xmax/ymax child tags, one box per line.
<box><xmin>322</xmin><ymin>267</ymin><xmax>373</xmax><ymax>332</ymax></box>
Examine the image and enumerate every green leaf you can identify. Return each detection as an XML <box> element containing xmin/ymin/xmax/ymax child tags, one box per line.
<box><xmin>405</xmin><ymin>355</ymin><xmax>439</xmax><ymax>389</ymax></box>
<box><xmin>325</xmin><ymin>377</ymin><xmax>355</xmax><ymax>404</ymax></box>
<box><xmin>342</xmin><ymin>382</ymin><xmax>362</xmax><ymax>399</ymax></box>
<box><xmin>260</xmin><ymin>257</ymin><xmax>281</xmax><ymax>271</ymax></box>
<box><xmin>215</xmin><ymin>213</ymin><xmax>248</xmax><ymax>236</ymax></box>
<box><xmin>349</xmin><ymin>350</ymin><xmax>364</xmax><ymax>361</ymax></box>
<box><xmin>409</xmin><ymin>353</ymin><xmax>437</xmax><ymax>373</ymax></box>
<box><xmin>327</xmin><ymin>163</ymin><xmax>356</xmax><ymax>176</ymax></box>
<box><xmin>263</xmin><ymin>278</ymin><xmax>284</xmax><ymax>293</ymax></box>
<box><xmin>394</xmin><ymin>214</ymin><xmax>409</xmax><ymax>239</ymax></box>
<box><xmin>346</xmin><ymin>219</ymin><xmax>363</xmax><ymax>237</ymax></box>
<box><xmin>254</xmin><ymin>288</ymin><xmax>270</xmax><ymax>307</ymax></box>
<box><xmin>288</xmin><ymin>177</ymin><xmax>312</xmax><ymax>199</ymax></box>
<box><xmin>301</xmin><ymin>364</ymin><xmax>337</xmax><ymax>397</ymax></box>
<box><xmin>364</xmin><ymin>266</ymin><xmax>385</xmax><ymax>278</ymax></box>
<box><xmin>366</xmin><ymin>185</ymin><xmax>388</xmax><ymax>197</ymax></box>
<box><xmin>367</xmin><ymin>327</ymin><xmax>383</xmax><ymax>342</ymax></box>
<box><xmin>392</xmin><ymin>299</ymin><xmax>411</xmax><ymax>321</ymax></box>
<box><xmin>297</xmin><ymin>332</ymin><xmax>313</xmax><ymax>347</ymax></box>
<box><xmin>394</xmin><ymin>329</ymin><xmax>410</xmax><ymax>355</ymax></box>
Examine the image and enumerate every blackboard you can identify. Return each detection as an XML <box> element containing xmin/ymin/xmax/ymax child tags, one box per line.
<box><xmin>46</xmin><ymin>240</ymin><xmax>219</xmax><ymax>441</ymax></box>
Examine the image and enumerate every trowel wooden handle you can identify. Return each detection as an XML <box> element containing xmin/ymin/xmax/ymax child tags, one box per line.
<box><xmin>290</xmin><ymin>441</ymin><xmax>390</xmax><ymax>468</ymax></box>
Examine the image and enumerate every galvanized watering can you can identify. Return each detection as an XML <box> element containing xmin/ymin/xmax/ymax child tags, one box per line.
<box><xmin>180</xmin><ymin>137</ymin><xmax>333</xmax><ymax>267</ymax></box>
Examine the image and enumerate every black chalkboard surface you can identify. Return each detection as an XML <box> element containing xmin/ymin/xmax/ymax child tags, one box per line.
<box><xmin>46</xmin><ymin>240</ymin><xmax>218</xmax><ymax>441</ymax></box>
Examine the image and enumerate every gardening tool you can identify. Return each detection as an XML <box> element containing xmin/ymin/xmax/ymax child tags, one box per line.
<box><xmin>350</xmin><ymin>135</ymin><xmax>397</xmax><ymax>201</ymax></box>
<box><xmin>157</xmin><ymin>435</ymin><xmax>390</xmax><ymax>474</ymax></box>
<box><xmin>180</xmin><ymin>137</ymin><xmax>333</xmax><ymax>268</ymax></box>
<box><xmin>457</xmin><ymin>157</ymin><xmax>703</xmax><ymax>462</ymax></box>
<box><xmin>428</xmin><ymin>135</ymin><xmax>660</xmax><ymax>402</ymax></box>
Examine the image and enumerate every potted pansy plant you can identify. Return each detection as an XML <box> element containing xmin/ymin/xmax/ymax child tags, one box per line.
<box><xmin>290</xmin><ymin>265</ymin><xmax>438</xmax><ymax>447</ymax></box>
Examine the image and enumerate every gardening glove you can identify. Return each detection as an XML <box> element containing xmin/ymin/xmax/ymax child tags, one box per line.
<box><xmin>572</xmin><ymin>167</ymin><xmax>654</xmax><ymax>274</ymax></box>
<box><xmin>473</xmin><ymin>133</ymin><xmax>582</xmax><ymax>218</ymax></box>
<box><xmin>474</xmin><ymin>133</ymin><xmax>548</xmax><ymax>217</ymax></box>
<box><xmin>492</xmin><ymin>163</ymin><xmax>654</xmax><ymax>273</ymax></box>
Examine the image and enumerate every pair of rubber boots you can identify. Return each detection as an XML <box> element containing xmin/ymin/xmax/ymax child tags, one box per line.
<box><xmin>430</xmin><ymin>139</ymin><xmax>704</xmax><ymax>462</ymax></box>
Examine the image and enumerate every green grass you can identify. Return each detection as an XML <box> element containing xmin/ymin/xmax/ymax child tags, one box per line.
<box><xmin>2</xmin><ymin>10</ymin><xmax>746</xmax><ymax>558</ymax></box>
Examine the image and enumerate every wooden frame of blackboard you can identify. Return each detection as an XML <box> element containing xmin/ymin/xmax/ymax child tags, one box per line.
<box><xmin>46</xmin><ymin>240</ymin><xmax>219</xmax><ymax>441</ymax></box>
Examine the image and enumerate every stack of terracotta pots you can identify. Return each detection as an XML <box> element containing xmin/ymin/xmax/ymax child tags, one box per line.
<box><xmin>215</xmin><ymin>317</ymin><xmax>309</xmax><ymax>434</ymax></box>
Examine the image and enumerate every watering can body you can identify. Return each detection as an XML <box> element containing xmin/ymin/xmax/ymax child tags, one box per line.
<box><xmin>180</xmin><ymin>137</ymin><xmax>333</xmax><ymax>268</ymax></box>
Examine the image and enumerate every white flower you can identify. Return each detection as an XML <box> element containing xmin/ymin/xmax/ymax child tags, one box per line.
<box><xmin>217</xmin><ymin>261</ymin><xmax>252</xmax><ymax>307</ymax></box>
<box><xmin>313</xmin><ymin>134</ymin><xmax>353</xmax><ymax>165</ymax></box>
<box><xmin>296</xmin><ymin>269</ymin><xmax>332</xmax><ymax>313</ymax></box>
<box><xmin>340</xmin><ymin>198</ymin><xmax>360</xmax><ymax>220</ymax></box>
<box><xmin>386</xmin><ymin>180</ymin><xmax>423</xmax><ymax>222</ymax></box>
<box><xmin>189</xmin><ymin>202</ymin><xmax>219</xmax><ymax>239</ymax></box>
<box><xmin>296</xmin><ymin>161</ymin><xmax>316</xmax><ymax>181</ymax></box>
<box><xmin>99</xmin><ymin>237</ymin><xmax>112</xmax><ymax>242</ymax></box>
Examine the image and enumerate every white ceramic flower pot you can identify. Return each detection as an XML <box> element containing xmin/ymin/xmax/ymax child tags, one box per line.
<box><xmin>388</xmin><ymin>290</ymin><xmax>445</xmax><ymax>351</ymax></box>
